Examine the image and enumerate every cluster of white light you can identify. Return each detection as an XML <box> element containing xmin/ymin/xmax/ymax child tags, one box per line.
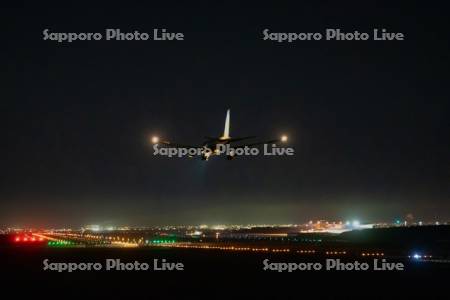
<box><xmin>409</xmin><ymin>254</ymin><xmax>432</xmax><ymax>259</ymax></box>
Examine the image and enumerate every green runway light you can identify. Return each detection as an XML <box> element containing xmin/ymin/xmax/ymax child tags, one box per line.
<box><xmin>149</xmin><ymin>239</ymin><xmax>176</xmax><ymax>244</ymax></box>
<box><xmin>46</xmin><ymin>240</ymin><xmax>75</xmax><ymax>247</ymax></box>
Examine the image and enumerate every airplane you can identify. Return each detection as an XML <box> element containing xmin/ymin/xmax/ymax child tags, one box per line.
<box><xmin>151</xmin><ymin>109</ymin><xmax>288</xmax><ymax>160</ymax></box>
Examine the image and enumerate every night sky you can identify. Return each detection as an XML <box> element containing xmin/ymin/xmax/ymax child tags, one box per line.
<box><xmin>2</xmin><ymin>2</ymin><xmax>449</xmax><ymax>227</ymax></box>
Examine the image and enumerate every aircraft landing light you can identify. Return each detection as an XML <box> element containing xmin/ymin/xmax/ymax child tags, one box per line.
<box><xmin>151</xmin><ymin>136</ymin><xmax>159</xmax><ymax>144</ymax></box>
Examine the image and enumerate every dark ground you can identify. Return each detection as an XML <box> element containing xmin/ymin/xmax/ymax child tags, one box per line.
<box><xmin>2</xmin><ymin>236</ymin><xmax>449</xmax><ymax>299</ymax></box>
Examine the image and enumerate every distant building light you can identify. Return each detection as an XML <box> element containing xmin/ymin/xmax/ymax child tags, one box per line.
<box><xmin>85</xmin><ymin>225</ymin><xmax>101</xmax><ymax>232</ymax></box>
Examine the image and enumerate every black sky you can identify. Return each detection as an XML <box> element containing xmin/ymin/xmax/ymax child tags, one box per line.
<box><xmin>1</xmin><ymin>2</ymin><xmax>449</xmax><ymax>227</ymax></box>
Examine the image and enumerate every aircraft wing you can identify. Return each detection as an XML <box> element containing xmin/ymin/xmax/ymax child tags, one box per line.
<box><xmin>204</xmin><ymin>136</ymin><xmax>257</xmax><ymax>143</ymax></box>
<box><xmin>233</xmin><ymin>139</ymin><xmax>279</xmax><ymax>148</ymax></box>
<box><xmin>158</xmin><ymin>141</ymin><xmax>202</xmax><ymax>149</ymax></box>
<box><xmin>227</xmin><ymin>136</ymin><xmax>257</xmax><ymax>143</ymax></box>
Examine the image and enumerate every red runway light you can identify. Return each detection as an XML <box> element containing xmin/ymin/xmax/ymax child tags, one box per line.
<box><xmin>15</xmin><ymin>237</ymin><xmax>21</xmax><ymax>242</ymax></box>
<box><xmin>24</xmin><ymin>237</ymin><xmax>28</xmax><ymax>241</ymax></box>
<box><xmin>31</xmin><ymin>237</ymin><xmax>36</xmax><ymax>241</ymax></box>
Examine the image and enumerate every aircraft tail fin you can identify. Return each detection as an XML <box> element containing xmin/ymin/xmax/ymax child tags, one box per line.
<box><xmin>223</xmin><ymin>109</ymin><xmax>230</xmax><ymax>139</ymax></box>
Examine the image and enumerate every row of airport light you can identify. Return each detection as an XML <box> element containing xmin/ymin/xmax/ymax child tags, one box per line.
<box><xmin>165</xmin><ymin>244</ymin><xmax>272</xmax><ymax>252</ymax></box>
<box><xmin>296</xmin><ymin>250</ymin><xmax>316</xmax><ymax>254</ymax></box>
<box><xmin>361</xmin><ymin>252</ymin><xmax>384</xmax><ymax>257</ymax></box>
<box><xmin>153</xmin><ymin>244</ymin><xmax>379</xmax><ymax>256</ymax></box>
<box><xmin>48</xmin><ymin>241</ymin><xmax>76</xmax><ymax>247</ymax></box>
<box><xmin>14</xmin><ymin>236</ymin><xmax>44</xmax><ymax>242</ymax></box>
<box><xmin>272</xmin><ymin>249</ymin><xmax>290</xmax><ymax>253</ymax></box>
<box><xmin>38</xmin><ymin>234</ymin><xmax>436</xmax><ymax>260</ymax></box>
<box><xmin>154</xmin><ymin>243</ymin><xmax>298</xmax><ymax>253</ymax></box>
<box><xmin>326</xmin><ymin>251</ymin><xmax>347</xmax><ymax>255</ymax></box>
<box><xmin>41</xmin><ymin>233</ymin><xmax>435</xmax><ymax>260</ymax></box>
<box><xmin>39</xmin><ymin>233</ymin><xmax>112</xmax><ymax>246</ymax></box>
<box><xmin>145</xmin><ymin>239</ymin><xmax>176</xmax><ymax>244</ymax></box>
